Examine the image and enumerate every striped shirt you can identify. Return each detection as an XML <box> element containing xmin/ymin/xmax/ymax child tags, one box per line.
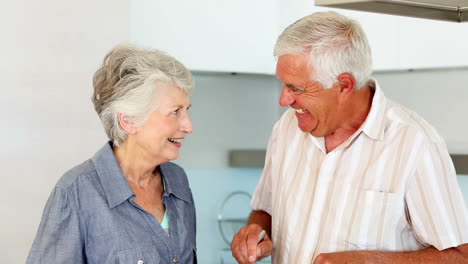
<box><xmin>251</xmin><ymin>80</ymin><xmax>468</xmax><ymax>264</ymax></box>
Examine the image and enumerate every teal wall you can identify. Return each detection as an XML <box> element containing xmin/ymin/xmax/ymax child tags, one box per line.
<box><xmin>186</xmin><ymin>168</ymin><xmax>268</xmax><ymax>264</ymax></box>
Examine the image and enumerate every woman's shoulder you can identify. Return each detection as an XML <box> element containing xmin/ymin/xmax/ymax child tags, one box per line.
<box><xmin>55</xmin><ymin>159</ymin><xmax>98</xmax><ymax>190</ymax></box>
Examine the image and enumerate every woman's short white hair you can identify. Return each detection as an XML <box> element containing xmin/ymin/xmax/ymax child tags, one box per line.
<box><xmin>92</xmin><ymin>44</ymin><xmax>194</xmax><ymax>146</ymax></box>
<box><xmin>274</xmin><ymin>11</ymin><xmax>372</xmax><ymax>89</ymax></box>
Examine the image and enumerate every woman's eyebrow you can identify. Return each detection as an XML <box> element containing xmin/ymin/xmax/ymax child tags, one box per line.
<box><xmin>171</xmin><ymin>104</ymin><xmax>192</xmax><ymax>109</ymax></box>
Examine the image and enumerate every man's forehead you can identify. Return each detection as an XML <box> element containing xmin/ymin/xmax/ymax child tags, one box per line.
<box><xmin>276</xmin><ymin>54</ymin><xmax>312</xmax><ymax>79</ymax></box>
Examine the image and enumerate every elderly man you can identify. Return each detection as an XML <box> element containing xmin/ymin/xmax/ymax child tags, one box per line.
<box><xmin>231</xmin><ymin>11</ymin><xmax>468</xmax><ymax>264</ymax></box>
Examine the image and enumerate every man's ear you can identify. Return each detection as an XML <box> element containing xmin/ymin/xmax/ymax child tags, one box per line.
<box><xmin>337</xmin><ymin>73</ymin><xmax>356</xmax><ymax>104</ymax></box>
<box><xmin>118</xmin><ymin>113</ymin><xmax>137</xmax><ymax>134</ymax></box>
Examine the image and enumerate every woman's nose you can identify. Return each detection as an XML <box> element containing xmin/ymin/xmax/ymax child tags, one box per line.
<box><xmin>181</xmin><ymin>114</ymin><xmax>194</xmax><ymax>134</ymax></box>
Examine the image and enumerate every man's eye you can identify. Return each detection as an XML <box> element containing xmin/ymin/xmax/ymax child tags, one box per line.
<box><xmin>291</xmin><ymin>86</ymin><xmax>304</xmax><ymax>92</ymax></box>
<box><xmin>172</xmin><ymin>109</ymin><xmax>180</xmax><ymax>115</ymax></box>
<box><xmin>286</xmin><ymin>84</ymin><xmax>304</xmax><ymax>92</ymax></box>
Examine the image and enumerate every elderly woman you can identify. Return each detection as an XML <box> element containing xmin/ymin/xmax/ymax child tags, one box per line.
<box><xmin>26</xmin><ymin>45</ymin><xmax>197</xmax><ymax>264</ymax></box>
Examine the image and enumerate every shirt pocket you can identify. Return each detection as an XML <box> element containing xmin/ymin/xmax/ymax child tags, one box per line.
<box><xmin>116</xmin><ymin>245</ymin><xmax>160</xmax><ymax>264</ymax></box>
<box><xmin>341</xmin><ymin>189</ymin><xmax>403</xmax><ymax>250</ymax></box>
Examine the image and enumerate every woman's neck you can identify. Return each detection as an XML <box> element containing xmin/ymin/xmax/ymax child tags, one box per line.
<box><xmin>113</xmin><ymin>140</ymin><xmax>162</xmax><ymax>188</ymax></box>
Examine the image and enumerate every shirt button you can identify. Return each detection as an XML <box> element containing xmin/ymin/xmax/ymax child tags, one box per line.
<box><xmin>172</xmin><ymin>256</ymin><xmax>180</xmax><ymax>263</ymax></box>
<box><xmin>137</xmin><ymin>260</ymin><xmax>144</xmax><ymax>264</ymax></box>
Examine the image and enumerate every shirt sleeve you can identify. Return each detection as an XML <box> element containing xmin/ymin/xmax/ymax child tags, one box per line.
<box><xmin>251</xmin><ymin>122</ymin><xmax>279</xmax><ymax>215</ymax></box>
<box><xmin>405</xmin><ymin>139</ymin><xmax>468</xmax><ymax>250</ymax></box>
<box><xmin>26</xmin><ymin>187</ymin><xmax>85</xmax><ymax>264</ymax></box>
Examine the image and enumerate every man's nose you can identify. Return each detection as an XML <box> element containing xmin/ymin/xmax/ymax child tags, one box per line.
<box><xmin>279</xmin><ymin>87</ymin><xmax>294</xmax><ymax>107</ymax></box>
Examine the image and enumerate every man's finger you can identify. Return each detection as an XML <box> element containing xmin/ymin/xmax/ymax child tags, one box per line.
<box><xmin>256</xmin><ymin>238</ymin><xmax>273</xmax><ymax>259</ymax></box>
<box><xmin>231</xmin><ymin>233</ymin><xmax>247</xmax><ymax>264</ymax></box>
<box><xmin>246</xmin><ymin>232</ymin><xmax>261</xmax><ymax>262</ymax></box>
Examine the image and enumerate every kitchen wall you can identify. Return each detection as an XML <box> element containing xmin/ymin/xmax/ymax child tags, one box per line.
<box><xmin>0</xmin><ymin>1</ymin><xmax>128</xmax><ymax>263</ymax></box>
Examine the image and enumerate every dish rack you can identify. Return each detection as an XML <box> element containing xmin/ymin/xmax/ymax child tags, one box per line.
<box><xmin>217</xmin><ymin>190</ymin><xmax>252</xmax><ymax>246</ymax></box>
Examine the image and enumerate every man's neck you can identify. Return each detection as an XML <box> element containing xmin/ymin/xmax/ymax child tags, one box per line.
<box><xmin>325</xmin><ymin>85</ymin><xmax>374</xmax><ymax>153</ymax></box>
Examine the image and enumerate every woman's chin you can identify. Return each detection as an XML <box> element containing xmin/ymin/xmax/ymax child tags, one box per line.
<box><xmin>166</xmin><ymin>150</ymin><xmax>180</xmax><ymax>161</ymax></box>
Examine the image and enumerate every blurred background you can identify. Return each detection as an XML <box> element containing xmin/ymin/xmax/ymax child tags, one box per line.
<box><xmin>1</xmin><ymin>0</ymin><xmax>467</xmax><ymax>263</ymax></box>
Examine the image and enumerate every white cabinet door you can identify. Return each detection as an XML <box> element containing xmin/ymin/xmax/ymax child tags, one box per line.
<box><xmin>130</xmin><ymin>0</ymin><xmax>278</xmax><ymax>74</ymax></box>
<box><xmin>397</xmin><ymin>16</ymin><xmax>468</xmax><ymax>69</ymax></box>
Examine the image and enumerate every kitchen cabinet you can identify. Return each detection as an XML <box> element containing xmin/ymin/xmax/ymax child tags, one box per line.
<box><xmin>130</xmin><ymin>0</ymin><xmax>468</xmax><ymax>74</ymax></box>
<box><xmin>397</xmin><ymin>16</ymin><xmax>468</xmax><ymax>69</ymax></box>
<box><xmin>130</xmin><ymin>0</ymin><xmax>278</xmax><ymax>74</ymax></box>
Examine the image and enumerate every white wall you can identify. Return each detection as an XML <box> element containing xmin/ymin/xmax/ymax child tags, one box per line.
<box><xmin>0</xmin><ymin>1</ymin><xmax>128</xmax><ymax>263</ymax></box>
<box><xmin>374</xmin><ymin>68</ymin><xmax>468</xmax><ymax>154</ymax></box>
<box><xmin>178</xmin><ymin>73</ymin><xmax>282</xmax><ymax>168</ymax></box>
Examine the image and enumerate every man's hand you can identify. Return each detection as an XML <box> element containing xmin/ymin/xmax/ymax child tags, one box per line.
<box><xmin>231</xmin><ymin>224</ymin><xmax>273</xmax><ymax>264</ymax></box>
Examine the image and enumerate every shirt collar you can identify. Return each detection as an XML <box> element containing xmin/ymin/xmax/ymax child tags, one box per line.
<box><xmin>91</xmin><ymin>141</ymin><xmax>134</xmax><ymax>209</ymax></box>
<box><xmin>308</xmin><ymin>79</ymin><xmax>387</xmax><ymax>152</ymax></box>
<box><xmin>92</xmin><ymin>142</ymin><xmax>192</xmax><ymax>208</ymax></box>
<box><xmin>360</xmin><ymin>79</ymin><xmax>387</xmax><ymax>141</ymax></box>
<box><xmin>159</xmin><ymin>163</ymin><xmax>193</xmax><ymax>204</ymax></box>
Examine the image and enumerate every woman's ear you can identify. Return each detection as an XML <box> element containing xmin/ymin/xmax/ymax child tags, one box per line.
<box><xmin>118</xmin><ymin>113</ymin><xmax>137</xmax><ymax>134</ymax></box>
<box><xmin>337</xmin><ymin>73</ymin><xmax>356</xmax><ymax>104</ymax></box>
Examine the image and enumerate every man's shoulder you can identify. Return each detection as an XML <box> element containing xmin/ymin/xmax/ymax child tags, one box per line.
<box><xmin>384</xmin><ymin>100</ymin><xmax>444</xmax><ymax>144</ymax></box>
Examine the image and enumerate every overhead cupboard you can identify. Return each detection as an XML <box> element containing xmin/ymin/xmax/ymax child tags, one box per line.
<box><xmin>130</xmin><ymin>0</ymin><xmax>468</xmax><ymax>73</ymax></box>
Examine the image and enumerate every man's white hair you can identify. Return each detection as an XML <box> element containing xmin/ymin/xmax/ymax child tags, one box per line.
<box><xmin>274</xmin><ymin>11</ymin><xmax>372</xmax><ymax>89</ymax></box>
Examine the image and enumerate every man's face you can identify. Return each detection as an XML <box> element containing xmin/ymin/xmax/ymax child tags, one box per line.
<box><xmin>276</xmin><ymin>54</ymin><xmax>341</xmax><ymax>137</ymax></box>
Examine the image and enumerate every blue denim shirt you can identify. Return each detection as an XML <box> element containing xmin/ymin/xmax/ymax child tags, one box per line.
<box><xmin>27</xmin><ymin>142</ymin><xmax>197</xmax><ymax>264</ymax></box>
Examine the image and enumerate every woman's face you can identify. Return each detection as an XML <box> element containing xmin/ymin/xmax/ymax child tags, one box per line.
<box><xmin>134</xmin><ymin>85</ymin><xmax>193</xmax><ymax>163</ymax></box>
